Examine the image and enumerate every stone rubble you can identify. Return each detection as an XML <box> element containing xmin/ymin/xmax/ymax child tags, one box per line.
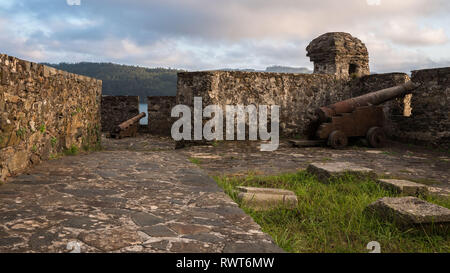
<box><xmin>366</xmin><ymin>197</ymin><xmax>450</xmax><ymax>230</ymax></box>
<box><xmin>307</xmin><ymin>162</ymin><xmax>376</xmax><ymax>183</ymax></box>
<box><xmin>376</xmin><ymin>179</ymin><xmax>429</xmax><ymax>196</ymax></box>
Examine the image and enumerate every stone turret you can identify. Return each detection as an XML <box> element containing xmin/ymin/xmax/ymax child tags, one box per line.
<box><xmin>306</xmin><ymin>32</ymin><xmax>370</xmax><ymax>78</ymax></box>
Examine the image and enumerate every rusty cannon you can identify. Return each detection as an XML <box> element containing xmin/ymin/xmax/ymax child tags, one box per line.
<box><xmin>307</xmin><ymin>81</ymin><xmax>419</xmax><ymax>149</ymax></box>
<box><xmin>110</xmin><ymin>112</ymin><xmax>146</xmax><ymax>139</ymax></box>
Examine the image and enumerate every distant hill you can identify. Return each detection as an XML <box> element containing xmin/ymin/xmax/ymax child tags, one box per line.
<box><xmin>44</xmin><ymin>63</ymin><xmax>312</xmax><ymax>102</ymax></box>
<box><xmin>44</xmin><ymin>62</ymin><xmax>182</xmax><ymax>102</ymax></box>
<box><xmin>265</xmin><ymin>66</ymin><xmax>312</xmax><ymax>74</ymax></box>
<box><xmin>218</xmin><ymin>66</ymin><xmax>312</xmax><ymax>74</ymax></box>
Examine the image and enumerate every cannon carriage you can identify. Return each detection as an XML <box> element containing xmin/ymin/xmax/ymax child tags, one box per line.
<box><xmin>110</xmin><ymin>112</ymin><xmax>146</xmax><ymax>139</ymax></box>
<box><xmin>312</xmin><ymin>81</ymin><xmax>419</xmax><ymax>149</ymax></box>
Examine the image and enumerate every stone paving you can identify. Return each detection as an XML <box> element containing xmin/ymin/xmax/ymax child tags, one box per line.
<box><xmin>0</xmin><ymin>135</ymin><xmax>283</xmax><ymax>253</ymax></box>
<box><xmin>180</xmin><ymin>139</ymin><xmax>450</xmax><ymax>195</ymax></box>
<box><xmin>0</xmin><ymin>133</ymin><xmax>449</xmax><ymax>252</ymax></box>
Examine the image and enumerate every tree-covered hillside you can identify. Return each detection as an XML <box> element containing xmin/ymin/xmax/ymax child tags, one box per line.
<box><xmin>44</xmin><ymin>63</ymin><xmax>312</xmax><ymax>102</ymax></box>
<box><xmin>44</xmin><ymin>62</ymin><xmax>181</xmax><ymax>102</ymax></box>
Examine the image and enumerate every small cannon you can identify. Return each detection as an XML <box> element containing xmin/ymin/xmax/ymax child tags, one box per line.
<box><xmin>313</xmin><ymin>81</ymin><xmax>419</xmax><ymax>149</ymax></box>
<box><xmin>110</xmin><ymin>112</ymin><xmax>146</xmax><ymax>139</ymax></box>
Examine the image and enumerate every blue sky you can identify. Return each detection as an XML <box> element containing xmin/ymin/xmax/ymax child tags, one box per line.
<box><xmin>0</xmin><ymin>0</ymin><xmax>449</xmax><ymax>73</ymax></box>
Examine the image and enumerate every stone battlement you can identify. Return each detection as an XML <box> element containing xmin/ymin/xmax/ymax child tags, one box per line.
<box><xmin>0</xmin><ymin>53</ymin><xmax>102</xmax><ymax>182</ymax></box>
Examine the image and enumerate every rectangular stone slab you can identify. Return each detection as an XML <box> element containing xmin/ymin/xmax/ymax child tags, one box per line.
<box><xmin>366</xmin><ymin>197</ymin><xmax>450</xmax><ymax>230</ymax></box>
<box><xmin>376</xmin><ymin>179</ymin><xmax>429</xmax><ymax>196</ymax></box>
<box><xmin>237</xmin><ymin>186</ymin><xmax>296</xmax><ymax>196</ymax></box>
<box><xmin>236</xmin><ymin>187</ymin><xmax>298</xmax><ymax>210</ymax></box>
<box><xmin>307</xmin><ymin>162</ymin><xmax>376</xmax><ymax>183</ymax></box>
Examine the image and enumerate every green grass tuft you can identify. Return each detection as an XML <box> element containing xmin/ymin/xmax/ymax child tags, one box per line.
<box><xmin>63</xmin><ymin>145</ymin><xmax>79</xmax><ymax>156</ymax></box>
<box><xmin>51</xmin><ymin>137</ymin><xmax>58</xmax><ymax>148</ymax></box>
<box><xmin>214</xmin><ymin>171</ymin><xmax>450</xmax><ymax>253</ymax></box>
<box><xmin>189</xmin><ymin>158</ymin><xmax>202</xmax><ymax>165</ymax></box>
<box><xmin>39</xmin><ymin>124</ymin><xmax>46</xmax><ymax>133</ymax></box>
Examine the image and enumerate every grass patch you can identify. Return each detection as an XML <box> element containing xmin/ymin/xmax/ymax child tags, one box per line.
<box><xmin>189</xmin><ymin>157</ymin><xmax>202</xmax><ymax>165</ymax></box>
<box><xmin>39</xmin><ymin>124</ymin><xmax>46</xmax><ymax>133</ymax></box>
<box><xmin>51</xmin><ymin>137</ymin><xmax>58</xmax><ymax>148</ymax></box>
<box><xmin>16</xmin><ymin>128</ymin><xmax>26</xmax><ymax>139</ymax></box>
<box><xmin>409</xmin><ymin>177</ymin><xmax>441</xmax><ymax>186</ymax></box>
<box><xmin>214</xmin><ymin>172</ymin><xmax>450</xmax><ymax>253</ymax></box>
<box><xmin>63</xmin><ymin>145</ymin><xmax>79</xmax><ymax>156</ymax></box>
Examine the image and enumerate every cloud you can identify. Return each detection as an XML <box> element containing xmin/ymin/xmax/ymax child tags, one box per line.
<box><xmin>366</xmin><ymin>0</ymin><xmax>381</xmax><ymax>6</ymax></box>
<box><xmin>0</xmin><ymin>0</ymin><xmax>449</xmax><ymax>72</ymax></box>
<box><xmin>67</xmin><ymin>0</ymin><xmax>81</xmax><ymax>6</ymax></box>
<box><xmin>383</xmin><ymin>20</ymin><xmax>448</xmax><ymax>46</ymax></box>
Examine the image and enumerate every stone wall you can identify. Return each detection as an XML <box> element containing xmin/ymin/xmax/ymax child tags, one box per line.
<box><xmin>177</xmin><ymin>71</ymin><xmax>353</xmax><ymax>137</ymax></box>
<box><xmin>389</xmin><ymin>67</ymin><xmax>450</xmax><ymax>147</ymax></box>
<box><xmin>101</xmin><ymin>96</ymin><xmax>139</xmax><ymax>133</ymax></box>
<box><xmin>147</xmin><ymin>96</ymin><xmax>176</xmax><ymax>135</ymax></box>
<box><xmin>346</xmin><ymin>73</ymin><xmax>412</xmax><ymax>138</ymax></box>
<box><xmin>0</xmin><ymin>53</ymin><xmax>102</xmax><ymax>182</ymax></box>
<box><xmin>349</xmin><ymin>73</ymin><xmax>410</xmax><ymax>97</ymax></box>
<box><xmin>307</xmin><ymin>32</ymin><xmax>370</xmax><ymax>78</ymax></box>
<box><xmin>176</xmin><ymin>71</ymin><xmax>419</xmax><ymax>139</ymax></box>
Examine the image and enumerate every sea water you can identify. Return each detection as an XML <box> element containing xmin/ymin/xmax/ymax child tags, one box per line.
<box><xmin>139</xmin><ymin>103</ymin><xmax>148</xmax><ymax>125</ymax></box>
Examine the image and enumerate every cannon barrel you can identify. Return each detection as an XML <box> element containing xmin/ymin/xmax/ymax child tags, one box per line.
<box><xmin>110</xmin><ymin>112</ymin><xmax>146</xmax><ymax>139</ymax></box>
<box><xmin>317</xmin><ymin>81</ymin><xmax>420</xmax><ymax>122</ymax></box>
<box><xmin>116</xmin><ymin>112</ymin><xmax>146</xmax><ymax>131</ymax></box>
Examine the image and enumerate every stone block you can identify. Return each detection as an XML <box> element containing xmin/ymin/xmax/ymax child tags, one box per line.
<box><xmin>0</xmin><ymin>53</ymin><xmax>102</xmax><ymax>183</ymax></box>
<box><xmin>366</xmin><ymin>197</ymin><xmax>450</xmax><ymax>231</ymax></box>
<box><xmin>101</xmin><ymin>96</ymin><xmax>139</xmax><ymax>133</ymax></box>
<box><xmin>376</xmin><ymin>179</ymin><xmax>428</xmax><ymax>196</ymax></box>
<box><xmin>236</xmin><ymin>186</ymin><xmax>298</xmax><ymax>210</ymax></box>
<box><xmin>307</xmin><ymin>162</ymin><xmax>376</xmax><ymax>183</ymax></box>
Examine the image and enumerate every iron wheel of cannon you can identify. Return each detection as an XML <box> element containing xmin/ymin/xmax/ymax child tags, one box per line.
<box><xmin>327</xmin><ymin>130</ymin><xmax>348</xmax><ymax>149</ymax></box>
<box><xmin>366</xmin><ymin>127</ymin><xmax>386</xmax><ymax>148</ymax></box>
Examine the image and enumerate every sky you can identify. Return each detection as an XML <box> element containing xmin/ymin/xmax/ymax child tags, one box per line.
<box><xmin>0</xmin><ymin>0</ymin><xmax>449</xmax><ymax>73</ymax></box>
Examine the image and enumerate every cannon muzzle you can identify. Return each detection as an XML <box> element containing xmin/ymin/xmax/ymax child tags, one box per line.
<box><xmin>110</xmin><ymin>112</ymin><xmax>146</xmax><ymax>139</ymax></box>
<box><xmin>317</xmin><ymin>81</ymin><xmax>420</xmax><ymax>122</ymax></box>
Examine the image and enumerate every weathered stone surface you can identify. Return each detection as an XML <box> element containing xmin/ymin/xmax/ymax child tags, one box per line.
<box><xmin>131</xmin><ymin>212</ymin><xmax>164</xmax><ymax>227</ymax></box>
<box><xmin>147</xmin><ymin>96</ymin><xmax>176</xmax><ymax>136</ymax></box>
<box><xmin>141</xmin><ymin>225</ymin><xmax>177</xmax><ymax>237</ymax></box>
<box><xmin>0</xmin><ymin>135</ymin><xmax>281</xmax><ymax>253</ymax></box>
<box><xmin>78</xmin><ymin>227</ymin><xmax>142</xmax><ymax>252</ymax></box>
<box><xmin>376</xmin><ymin>179</ymin><xmax>429</xmax><ymax>196</ymax></box>
<box><xmin>306</xmin><ymin>32</ymin><xmax>370</xmax><ymax>78</ymax></box>
<box><xmin>290</xmin><ymin>139</ymin><xmax>325</xmax><ymax>147</ymax></box>
<box><xmin>169</xmin><ymin>241</ymin><xmax>217</xmax><ymax>253</ymax></box>
<box><xmin>180</xmin><ymin>138</ymin><xmax>449</xmax><ymax>191</ymax></box>
<box><xmin>237</xmin><ymin>187</ymin><xmax>298</xmax><ymax>210</ymax></box>
<box><xmin>388</xmin><ymin>67</ymin><xmax>450</xmax><ymax>148</ymax></box>
<box><xmin>177</xmin><ymin>71</ymin><xmax>352</xmax><ymax>137</ymax></box>
<box><xmin>169</xmin><ymin>223</ymin><xmax>211</xmax><ymax>235</ymax></box>
<box><xmin>428</xmin><ymin>187</ymin><xmax>450</xmax><ymax>199</ymax></box>
<box><xmin>237</xmin><ymin>186</ymin><xmax>294</xmax><ymax>196</ymax></box>
<box><xmin>0</xmin><ymin>53</ymin><xmax>102</xmax><ymax>183</ymax></box>
<box><xmin>101</xmin><ymin>96</ymin><xmax>139</xmax><ymax>133</ymax></box>
<box><xmin>366</xmin><ymin>197</ymin><xmax>450</xmax><ymax>229</ymax></box>
<box><xmin>307</xmin><ymin>162</ymin><xmax>376</xmax><ymax>182</ymax></box>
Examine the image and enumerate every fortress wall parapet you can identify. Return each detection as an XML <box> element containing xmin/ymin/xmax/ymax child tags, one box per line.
<box><xmin>147</xmin><ymin>96</ymin><xmax>176</xmax><ymax>135</ymax></box>
<box><xmin>0</xmin><ymin>53</ymin><xmax>102</xmax><ymax>182</ymax></box>
<box><xmin>389</xmin><ymin>67</ymin><xmax>450</xmax><ymax>147</ymax></box>
<box><xmin>101</xmin><ymin>96</ymin><xmax>139</xmax><ymax>133</ymax></box>
<box><xmin>177</xmin><ymin>71</ymin><xmax>353</xmax><ymax>137</ymax></box>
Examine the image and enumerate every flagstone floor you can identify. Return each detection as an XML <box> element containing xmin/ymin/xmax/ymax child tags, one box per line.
<box><xmin>0</xmin><ymin>134</ymin><xmax>448</xmax><ymax>252</ymax></box>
